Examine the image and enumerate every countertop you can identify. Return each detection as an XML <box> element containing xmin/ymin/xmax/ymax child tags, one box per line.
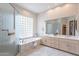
<box><xmin>44</xmin><ymin>34</ymin><xmax>79</xmax><ymax>40</ymax></box>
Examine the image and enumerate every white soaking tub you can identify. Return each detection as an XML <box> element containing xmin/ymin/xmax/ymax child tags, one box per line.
<box><xmin>19</xmin><ymin>37</ymin><xmax>41</xmax><ymax>50</ymax></box>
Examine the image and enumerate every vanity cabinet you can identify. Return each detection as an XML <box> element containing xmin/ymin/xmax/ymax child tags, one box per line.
<box><xmin>41</xmin><ymin>37</ymin><xmax>59</xmax><ymax>48</ymax></box>
<box><xmin>41</xmin><ymin>36</ymin><xmax>79</xmax><ymax>55</ymax></box>
<box><xmin>66</xmin><ymin>39</ymin><xmax>79</xmax><ymax>55</ymax></box>
<box><xmin>58</xmin><ymin>38</ymin><xmax>79</xmax><ymax>55</ymax></box>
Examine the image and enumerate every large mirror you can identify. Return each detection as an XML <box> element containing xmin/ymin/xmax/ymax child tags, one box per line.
<box><xmin>46</xmin><ymin>16</ymin><xmax>77</xmax><ymax>36</ymax></box>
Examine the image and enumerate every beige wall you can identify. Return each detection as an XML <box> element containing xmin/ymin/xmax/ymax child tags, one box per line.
<box><xmin>37</xmin><ymin>4</ymin><xmax>78</xmax><ymax>36</ymax></box>
<box><xmin>75</xmin><ymin>4</ymin><xmax>79</xmax><ymax>36</ymax></box>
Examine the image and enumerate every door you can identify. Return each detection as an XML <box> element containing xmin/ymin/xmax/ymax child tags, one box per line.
<box><xmin>62</xmin><ymin>25</ymin><xmax>66</xmax><ymax>35</ymax></box>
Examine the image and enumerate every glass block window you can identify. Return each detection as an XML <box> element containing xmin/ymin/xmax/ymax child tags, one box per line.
<box><xmin>15</xmin><ymin>14</ymin><xmax>33</xmax><ymax>38</ymax></box>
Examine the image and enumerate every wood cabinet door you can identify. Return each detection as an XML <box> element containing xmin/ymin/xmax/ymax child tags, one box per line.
<box><xmin>44</xmin><ymin>39</ymin><xmax>47</xmax><ymax>44</ymax></box>
<box><xmin>53</xmin><ymin>38</ymin><xmax>59</xmax><ymax>48</ymax></box>
<box><xmin>41</xmin><ymin>37</ymin><xmax>56</xmax><ymax>48</ymax></box>
<box><xmin>59</xmin><ymin>39</ymin><xmax>68</xmax><ymax>51</ymax></box>
<box><xmin>41</xmin><ymin>37</ymin><xmax>51</xmax><ymax>46</ymax></box>
<box><xmin>46</xmin><ymin>37</ymin><xmax>58</xmax><ymax>48</ymax></box>
<box><xmin>67</xmin><ymin>40</ymin><xmax>79</xmax><ymax>55</ymax></box>
<box><xmin>48</xmin><ymin>37</ymin><xmax>55</xmax><ymax>47</ymax></box>
<box><xmin>45</xmin><ymin>38</ymin><xmax>50</xmax><ymax>46</ymax></box>
<box><xmin>75</xmin><ymin>43</ymin><xmax>79</xmax><ymax>55</ymax></box>
<box><xmin>41</xmin><ymin>38</ymin><xmax>47</xmax><ymax>45</ymax></box>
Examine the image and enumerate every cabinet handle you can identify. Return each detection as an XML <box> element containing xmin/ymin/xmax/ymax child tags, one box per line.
<box><xmin>8</xmin><ymin>32</ymin><xmax>15</xmax><ymax>36</ymax></box>
<box><xmin>2</xmin><ymin>29</ymin><xmax>8</xmax><ymax>32</ymax></box>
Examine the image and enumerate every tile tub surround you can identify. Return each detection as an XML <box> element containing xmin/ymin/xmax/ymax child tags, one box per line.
<box><xmin>18</xmin><ymin>37</ymin><xmax>41</xmax><ymax>55</ymax></box>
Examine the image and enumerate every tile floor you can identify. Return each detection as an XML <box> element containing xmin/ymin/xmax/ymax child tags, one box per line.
<box><xmin>17</xmin><ymin>45</ymin><xmax>75</xmax><ymax>56</ymax></box>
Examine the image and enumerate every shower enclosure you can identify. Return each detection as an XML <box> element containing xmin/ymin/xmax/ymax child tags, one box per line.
<box><xmin>0</xmin><ymin>3</ymin><xmax>18</xmax><ymax>56</ymax></box>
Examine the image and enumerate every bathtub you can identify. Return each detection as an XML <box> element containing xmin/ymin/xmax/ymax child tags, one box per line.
<box><xmin>19</xmin><ymin>37</ymin><xmax>42</xmax><ymax>50</ymax></box>
<box><xmin>19</xmin><ymin>37</ymin><xmax>41</xmax><ymax>45</ymax></box>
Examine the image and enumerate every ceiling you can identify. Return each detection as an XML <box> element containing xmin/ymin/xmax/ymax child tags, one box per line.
<box><xmin>15</xmin><ymin>3</ymin><xmax>64</xmax><ymax>14</ymax></box>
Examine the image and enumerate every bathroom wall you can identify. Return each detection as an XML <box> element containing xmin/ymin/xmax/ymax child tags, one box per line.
<box><xmin>75</xmin><ymin>4</ymin><xmax>79</xmax><ymax>36</ymax></box>
<box><xmin>37</xmin><ymin>4</ymin><xmax>78</xmax><ymax>36</ymax></box>
<box><xmin>12</xmin><ymin>4</ymin><xmax>37</xmax><ymax>37</ymax></box>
